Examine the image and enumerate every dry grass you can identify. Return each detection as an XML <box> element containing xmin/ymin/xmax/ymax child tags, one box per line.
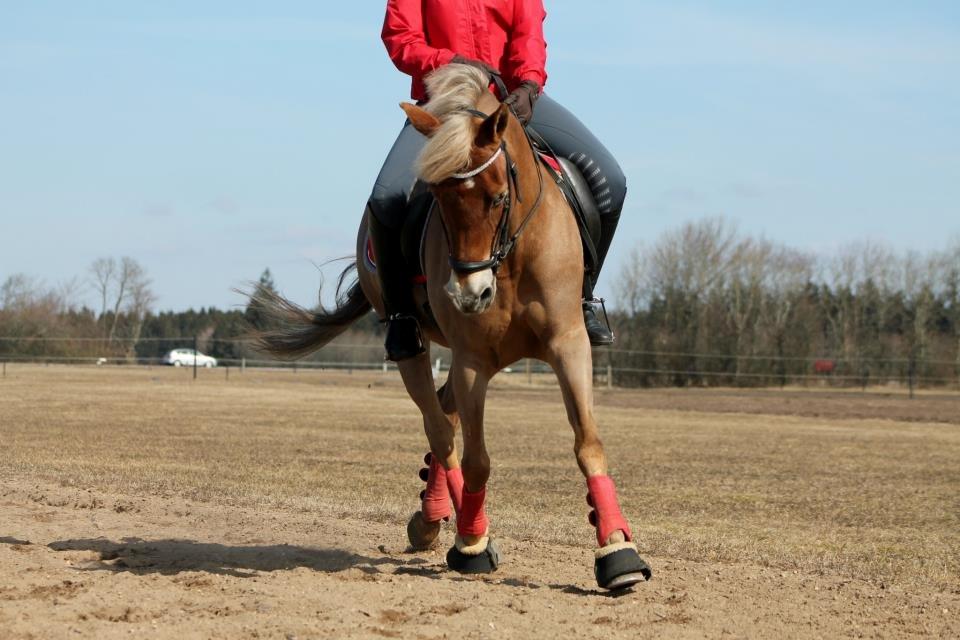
<box><xmin>2</xmin><ymin>364</ymin><xmax>958</xmax><ymax>592</ymax></box>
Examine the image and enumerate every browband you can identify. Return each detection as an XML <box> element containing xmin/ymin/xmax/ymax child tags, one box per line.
<box><xmin>450</xmin><ymin>145</ymin><xmax>504</xmax><ymax>180</ymax></box>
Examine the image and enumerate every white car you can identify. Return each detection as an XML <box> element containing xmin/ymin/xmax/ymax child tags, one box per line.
<box><xmin>163</xmin><ymin>348</ymin><xmax>217</xmax><ymax>368</ymax></box>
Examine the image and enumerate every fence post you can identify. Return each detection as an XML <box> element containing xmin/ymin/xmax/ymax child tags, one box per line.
<box><xmin>225</xmin><ymin>365</ymin><xmax>229</xmax><ymax>381</ymax></box>
<box><xmin>241</xmin><ymin>357</ymin><xmax>246</xmax><ymax>373</ymax></box>
<box><xmin>2</xmin><ymin>361</ymin><xmax>5</xmax><ymax>378</ymax></box>
<box><xmin>193</xmin><ymin>335</ymin><xmax>198</xmax><ymax>380</ymax></box>
<box><xmin>607</xmin><ymin>362</ymin><xmax>613</xmax><ymax>389</ymax></box>
<box><xmin>526</xmin><ymin>358</ymin><xmax>532</xmax><ymax>385</ymax></box>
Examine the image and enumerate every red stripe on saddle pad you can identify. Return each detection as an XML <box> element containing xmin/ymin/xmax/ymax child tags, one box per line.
<box><xmin>366</xmin><ymin>236</ymin><xmax>376</xmax><ymax>268</ymax></box>
<box><xmin>539</xmin><ymin>152</ymin><xmax>562</xmax><ymax>174</ymax></box>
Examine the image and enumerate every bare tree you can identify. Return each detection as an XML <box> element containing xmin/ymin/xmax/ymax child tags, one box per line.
<box><xmin>822</xmin><ymin>241</ymin><xmax>896</xmax><ymax>376</ymax></box>
<box><xmin>936</xmin><ymin>238</ymin><xmax>960</xmax><ymax>384</ymax></box>
<box><xmin>616</xmin><ymin>246</ymin><xmax>649</xmax><ymax>318</ymax></box>
<box><xmin>631</xmin><ymin>218</ymin><xmax>740</xmax><ymax>382</ymax></box>
<box><xmin>825</xmin><ymin>245</ymin><xmax>860</xmax><ymax>365</ymax></box>
<box><xmin>89</xmin><ymin>257</ymin><xmax>116</xmax><ymax>326</ymax></box>
<box><xmin>644</xmin><ymin>217</ymin><xmax>739</xmax><ymax>301</ymax></box>
<box><xmin>56</xmin><ymin>277</ymin><xmax>83</xmax><ymax>315</ymax></box>
<box><xmin>726</xmin><ymin>238</ymin><xmax>773</xmax><ymax>379</ymax></box>
<box><xmin>899</xmin><ymin>251</ymin><xmax>939</xmax><ymax>388</ymax></box>
<box><xmin>0</xmin><ymin>274</ymin><xmax>66</xmax><ymax>349</ymax></box>
<box><xmin>107</xmin><ymin>257</ymin><xmax>146</xmax><ymax>345</ymax></box>
<box><xmin>761</xmin><ymin>247</ymin><xmax>814</xmax><ymax>383</ymax></box>
<box><xmin>1</xmin><ymin>274</ymin><xmax>37</xmax><ymax>310</ymax></box>
<box><xmin>124</xmin><ymin>269</ymin><xmax>156</xmax><ymax>361</ymax></box>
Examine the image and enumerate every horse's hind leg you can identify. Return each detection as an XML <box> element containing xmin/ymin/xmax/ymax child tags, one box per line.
<box><xmin>547</xmin><ymin>333</ymin><xmax>652</xmax><ymax>590</ymax></box>
<box><xmin>397</xmin><ymin>348</ymin><xmax>462</xmax><ymax>550</ymax></box>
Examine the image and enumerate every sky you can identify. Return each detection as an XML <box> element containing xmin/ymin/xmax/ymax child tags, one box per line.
<box><xmin>1</xmin><ymin>1</ymin><xmax>959</xmax><ymax>311</ymax></box>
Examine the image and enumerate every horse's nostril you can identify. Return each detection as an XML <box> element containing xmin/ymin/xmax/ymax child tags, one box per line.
<box><xmin>479</xmin><ymin>287</ymin><xmax>494</xmax><ymax>304</ymax></box>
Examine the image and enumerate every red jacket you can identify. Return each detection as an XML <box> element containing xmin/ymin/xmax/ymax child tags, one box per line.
<box><xmin>382</xmin><ymin>0</ymin><xmax>548</xmax><ymax>101</ymax></box>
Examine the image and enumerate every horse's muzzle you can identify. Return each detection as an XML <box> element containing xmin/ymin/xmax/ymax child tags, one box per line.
<box><xmin>445</xmin><ymin>269</ymin><xmax>496</xmax><ymax>314</ymax></box>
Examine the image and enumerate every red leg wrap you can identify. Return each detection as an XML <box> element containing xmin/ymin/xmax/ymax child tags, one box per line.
<box><xmin>445</xmin><ymin>466</ymin><xmax>464</xmax><ymax>515</ymax></box>
<box><xmin>587</xmin><ymin>475</ymin><xmax>632</xmax><ymax>547</ymax></box>
<box><xmin>421</xmin><ymin>458</ymin><xmax>452</xmax><ymax>523</ymax></box>
<box><xmin>456</xmin><ymin>485</ymin><xmax>489</xmax><ymax>537</ymax></box>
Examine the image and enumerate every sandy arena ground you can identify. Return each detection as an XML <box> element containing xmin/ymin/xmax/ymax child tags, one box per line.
<box><xmin>1</xmin><ymin>365</ymin><xmax>958</xmax><ymax>639</ymax></box>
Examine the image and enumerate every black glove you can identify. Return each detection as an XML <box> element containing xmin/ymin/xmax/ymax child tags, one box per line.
<box><xmin>451</xmin><ymin>55</ymin><xmax>500</xmax><ymax>79</ymax></box>
<box><xmin>504</xmin><ymin>81</ymin><xmax>540</xmax><ymax>125</ymax></box>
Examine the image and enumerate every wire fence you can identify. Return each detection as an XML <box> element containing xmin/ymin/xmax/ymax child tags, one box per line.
<box><xmin>2</xmin><ymin>335</ymin><xmax>958</xmax><ymax>394</ymax></box>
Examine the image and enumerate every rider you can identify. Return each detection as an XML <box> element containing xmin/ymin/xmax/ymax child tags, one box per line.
<box><xmin>369</xmin><ymin>0</ymin><xmax>626</xmax><ymax>361</ymax></box>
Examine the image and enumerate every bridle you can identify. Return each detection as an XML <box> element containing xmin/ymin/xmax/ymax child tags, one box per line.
<box><xmin>435</xmin><ymin>108</ymin><xmax>546</xmax><ymax>276</ymax></box>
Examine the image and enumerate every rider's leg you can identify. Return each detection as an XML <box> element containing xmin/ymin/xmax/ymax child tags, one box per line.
<box><xmin>528</xmin><ymin>96</ymin><xmax>626</xmax><ymax>345</ymax></box>
<box><xmin>368</xmin><ymin>121</ymin><xmax>428</xmax><ymax>361</ymax></box>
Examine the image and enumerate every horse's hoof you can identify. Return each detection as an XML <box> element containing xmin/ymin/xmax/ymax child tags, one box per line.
<box><xmin>594</xmin><ymin>542</ymin><xmax>652</xmax><ymax>590</ymax></box>
<box><xmin>406</xmin><ymin>511</ymin><xmax>442</xmax><ymax>550</ymax></box>
<box><xmin>446</xmin><ymin>536</ymin><xmax>500</xmax><ymax>574</ymax></box>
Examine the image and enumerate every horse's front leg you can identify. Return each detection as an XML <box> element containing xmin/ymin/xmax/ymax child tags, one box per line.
<box><xmin>444</xmin><ymin>357</ymin><xmax>500</xmax><ymax>573</ymax></box>
<box><xmin>397</xmin><ymin>350</ymin><xmax>462</xmax><ymax>550</ymax></box>
<box><xmin>547</xmin><ymin>331</ymin><xmax>652</xmax><ymax>590</ymax></box>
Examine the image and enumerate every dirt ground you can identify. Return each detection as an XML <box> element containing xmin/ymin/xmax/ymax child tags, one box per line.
<box><xmin>1</xmin><ymin>365</ymin><xmax>958</xmax><ymax>639</ymax></box>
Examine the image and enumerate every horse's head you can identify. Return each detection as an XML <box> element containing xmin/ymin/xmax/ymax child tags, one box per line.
<box><xmin>400</xmin><ymin>65</ymin><xmax>517</xmax><ymax>315</ymax></box>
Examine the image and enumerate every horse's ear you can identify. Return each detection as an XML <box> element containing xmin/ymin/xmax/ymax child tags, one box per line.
<box><xmin>400</xmin><ymin>103</ymin><xmax>442</xmax><ymax>137</ymax></box>
<box><xmin>475</xmin><ymin>103</ymin><xmax>510</xmax><ymax>148</ymax></box>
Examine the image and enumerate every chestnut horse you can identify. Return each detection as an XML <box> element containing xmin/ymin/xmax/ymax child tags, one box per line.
<box><xmin>256</xmin><ymin>64</ymin><xmax>650</xmax><ymax>590</ymax></box>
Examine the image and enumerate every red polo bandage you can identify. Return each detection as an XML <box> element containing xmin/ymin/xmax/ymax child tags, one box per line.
<box><xmin>587</xmin><ymin>475</ymin><xmax>632</xmax><ymax>547</ymax></box>
<box><xmin>457</xmin><ymin>485</ymin><xmax>489</xmax><ymax>537</ymax></box>
<box><xmin>445</xmin><ymin>466</ymin><xmax>464</xmax><ymax>515</ymax></box>
<box><xmin>421</xmin><ymin>457</ymin><xmax>452</xmax><ymax>523</ymax></box>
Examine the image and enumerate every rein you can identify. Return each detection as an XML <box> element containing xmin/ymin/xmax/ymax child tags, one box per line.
<box><xmin>438</xmin><ymin>108</ymin><xmax>546</xmax><ymax>276</ymax></box>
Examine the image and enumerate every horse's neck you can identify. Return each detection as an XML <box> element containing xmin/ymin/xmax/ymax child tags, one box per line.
<box><xmin>505</xmin><ymin>128</ymin><xmax>580</xmax><ymax>290</ymax></box>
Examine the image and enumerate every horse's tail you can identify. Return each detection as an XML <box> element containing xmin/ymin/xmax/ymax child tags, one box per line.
<box><xmin>251</xmin><ymin>262</ymin><xmax>372</xmax><ymax>360</ymax></box>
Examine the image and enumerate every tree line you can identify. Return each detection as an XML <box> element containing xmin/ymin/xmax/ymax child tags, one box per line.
<box><xmin>609</xmin><ymin>218</ymin><xmax>960</xmax><ymax>387</ymax></box>
<box><xmin>0</xmin><ymin>263</ymin><xmax>380</xmax><ymax>365</ymax></box>
<box><xmin>2</xmin><ymin>220</ymin><xmax>959</xmax><ymax>387</ymax></box>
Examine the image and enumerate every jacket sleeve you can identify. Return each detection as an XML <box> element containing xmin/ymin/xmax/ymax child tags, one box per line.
<box><xmin>506</xmin><ymin>0</ymin><xmax>548</xmax><ymax>89</ymax></box>
<box><xmin>382</xmin><ymin>0</ymin><xmax>457</xmax><ymax>77</ymax></box>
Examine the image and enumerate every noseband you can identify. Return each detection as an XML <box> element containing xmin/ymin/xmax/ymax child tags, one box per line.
<box><xmin>437</xmin><ymin>108</ymin><xmax>545</xmax><ymax>276</ymax></box>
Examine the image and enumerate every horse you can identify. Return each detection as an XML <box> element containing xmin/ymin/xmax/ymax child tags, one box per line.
<box><xmin>254</xmin><ymin>64</ymin><xmax>651</xmax><ymax>590</ymax></box>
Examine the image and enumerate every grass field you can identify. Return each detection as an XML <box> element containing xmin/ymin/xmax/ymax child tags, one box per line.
<box><xmin>1</xmin><ymin>364</ymin><xmax>958</xmax><ymax>638</ymax></box>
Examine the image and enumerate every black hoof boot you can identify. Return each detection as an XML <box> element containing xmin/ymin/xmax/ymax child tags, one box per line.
<box><xmin>384</xmin><ymin>314</ymin><xmax>425</xmax><ymax>361</ymax></box>
<box><xmin>446</xmin><ymin>537</ymin><xmax>500</xmax><ymax>574</ymax></box>
<box><xmin>583</xmin><ymin>302</ymin><xmax>614</xmax><ymax>346</ymax></box>
<box><xmin>594</xmin><ymin>543</ymin><xmax>652</xmax><ymax>590</ymax></box>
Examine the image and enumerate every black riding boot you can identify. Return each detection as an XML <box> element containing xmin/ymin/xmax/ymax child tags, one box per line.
<box><xmin>583</xmin><ymin>214</ymin><xmax>620</xmax><ymax>346</ymax></box>
<box><xmin>367</xmin><ymin>210</ymin><xmax>425</xmax><ymax>361</ymax></box>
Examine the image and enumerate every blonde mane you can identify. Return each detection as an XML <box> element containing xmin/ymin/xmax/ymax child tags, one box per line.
<box><xmin>416</xmin><ymin>64</ymin><xmax>490</xmax><ymax>183</ymax></box>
